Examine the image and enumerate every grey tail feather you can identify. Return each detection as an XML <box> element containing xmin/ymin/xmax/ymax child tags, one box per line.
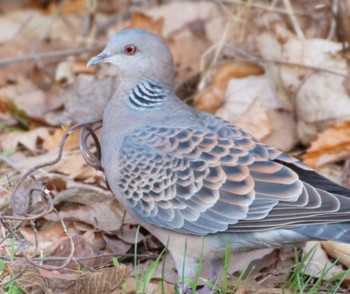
<box><xmin>293</xmin><ymin>223</ymin><xmax>350</xmax><ymax>244</ymax></box>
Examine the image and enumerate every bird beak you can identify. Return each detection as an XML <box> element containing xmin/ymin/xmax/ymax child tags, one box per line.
<box><xmin>87</xmin><ymin>51</ymin><xmax>112</xmax><ymax>67</ymax></box>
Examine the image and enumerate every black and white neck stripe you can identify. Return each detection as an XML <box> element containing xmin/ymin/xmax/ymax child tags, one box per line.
<box><xmin>129</xmin><ymin>81</ymin><xmax>168</xmax><ymax>109</ymax></box>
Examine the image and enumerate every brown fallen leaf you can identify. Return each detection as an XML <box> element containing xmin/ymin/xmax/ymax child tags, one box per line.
<box><xmin>48</xmin><ymin>0</ymin><xmax>86</xmax><ymax>14</ymax></box>
<box><xmin>53</xmin><ymin>152</ymin><xmax>96</xmax><ymax>180</ymax></box>
<box><xmin>235</xmin><ymin>99</ymin><xmax>271</xmax><ymax>140</ymax></box>
<box><xmin>126</xmin><ymin>12</ymin><xmax>164</xmax><ymax>36</ymax></box>
<box><xmin>44</xmin><ymin>187</ymin><xmax>125</xmax><ymax>232</ymax></box>
<box><xmin>258</xmin><ymin>28</ymin><xmax>350</xmax><ymax>144</ymax></box>
<box><xmin>262</xmin><ymin>109</ymin><xmax>298</xmax><ymax>152</ymax></box>
<box><xmin>302</xmin><ymin>241</ymin><xmax>349</xmax><ymax>280</ymax></box>
<box><xmin>102</xmin><ymin>234</ymin><xmax>132</xmax><ymax>255</ymax></box>
<box><xmin>13</xmin><ymin>265</ymin><xmax>51</xmax><ymax>294</ymax></box>
<box><xmin>194</xmin><ymin>88</ymin><xmax>224</xmax><ymax>114</ymax></box>
<box><xmin>0</xmin><ymin>127</ymin><xmax>51</xmax><ymax>152</ymax></box>
<box><xmin>167</xmin><ymin>27</ymin><xmax>211</xmax><ymax>86</ymax></box>
<box><xmin>76</xmin><ymin>265</ymin><xmax>132</xmax><ymax>294</ymax></box>
<box><xmin>212</xmin><ymin>61</ymin><xmax>264</xmax><ymax>89</ymax></box>
<box><xmin>20</xmin><ymin>222</ymin><xmax>68</xmax><ymax>254</ymax></box>
<box><xmin>146</xmin><ymin>1</ymin><xmax>216</xmax><ymax>37</ymax></box>
<box><xmin>321</xmin><ymin>241</ymin><xmax>350</xmax><ymax>268</ymax></box>
<box><xmin>46</xmin><ymin>235</ymin><xmax>94</xmax><ymax>268</ymax></box>
<box><xmin>73</xmin><ymin>61</ymin><xmax>97</xmax><ymax>75</ymax></box>
<box><xmin>303</xmin><ymin>121</ymin><xmax>350</xmax><ymax>168</ymax></box>
<box><xmin>11</xmin><ymin>262</ymin><xmax>131</xmax><ymax>294</ymax></box>
<box><xmin>43</xmin><ymin>127</ymin><xmax>80</xmax><ymax>152</ymax></box>
<box><xmin>195</xmin><ymin>61</ymin><xmax>264</xmax><ymax>114</ymax></box>
<box><xmin>53</xmin><ymin>75</ymin><xmax>118</xmax><ymax>124</ymax></box>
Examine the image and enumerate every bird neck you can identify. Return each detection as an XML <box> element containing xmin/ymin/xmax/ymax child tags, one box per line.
<box><xmin>112</xmin><ymin>78</ymin><xmax>173</xmax><ymax>111</ymax></box>
<box><xmin>128</xmin><ymin>80</ymin><xmax>171</xmax><ymax>109</ymax></box>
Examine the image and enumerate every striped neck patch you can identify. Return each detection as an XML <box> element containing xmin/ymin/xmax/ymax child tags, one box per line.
<box><xmin>129</xmin><ymin>81</ymin><xmax>168</xmax><ymax>109</ymax></box>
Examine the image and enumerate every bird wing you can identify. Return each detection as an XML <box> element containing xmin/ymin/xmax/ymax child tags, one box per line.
<box><xmin>117</xmin><ymin>119</ymin><xmax>350</xmax><ymax>235</ymax></box>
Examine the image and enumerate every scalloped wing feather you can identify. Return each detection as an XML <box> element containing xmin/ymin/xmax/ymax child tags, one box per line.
<box><xmin>116</xmin><ymin>116</ymin><xmax>343</xmax><ymax>235</ymax></box>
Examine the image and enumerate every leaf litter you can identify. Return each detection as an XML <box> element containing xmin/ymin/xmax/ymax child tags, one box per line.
<box><xmin>1</xmin><ymin>0</ymin><xmax>350</xmax><ymax>293</ymax></box>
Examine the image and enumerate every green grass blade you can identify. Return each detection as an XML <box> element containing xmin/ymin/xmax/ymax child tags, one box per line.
<box><xmin>141</xmin><ymin>247</ymin><xmax>167</xmax><ymax>293</ymax></box>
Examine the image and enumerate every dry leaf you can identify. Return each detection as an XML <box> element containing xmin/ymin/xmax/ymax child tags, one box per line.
<box><xmin>216</xmin><ymin>75</ymin><xmax>283</xmax><ymax>125</ymax></box>
<box><xmin>322</xmin><ymin>241</ymin><xmax>350</xmax><ymax>268</ymax></box>
<box><xmin>0</xmin><ymin>77</ymin><xmax>52</xmax><ymax>118</ymax></box>
<box><xmin>235</xmin><ymin>99</ymin><xmax>271</xmax><ymax>139</ymax></box>
<box><xmin>44</xmin><ymin>188</ymin><xmax>125</xmax><ymax>232</ymax></box>
<box><xmin>11</xmin><ymin>262</ymin><xmax>131</xmax><ymax>294</ymax></box>
<box><xmin>146</xmin><ymin>1</ymin><xmax>216</xmax><ymax>36</ymax></box>
<box><xmin>126</xmin><ymin>12</ymin><xmax>164</xmax><ymax>36</ymax></box>
<box><xmin>303</xmin><ymin>121</ymin><xmax>350</xmax><ymax>168</ymax></box>
<box><xmin>302</xmin><ymin>241</ymin><xmax>349</xmax><ymax>280</ymax></box>
<box><xmin>194</xmin><ymin>61</ymin><xmax>264</xmax><ymax>114</ymax></box>
<box><xmin>73</xmin><ymin>61</ymin><xmax>96</xmax><ymax>75</ymax></box>
<box><xmin>258</xmin><ymin>27</ymin><xmax>350</xmax><ymax>144</ymax></box>
<box><xmin>48</xmin><ymin>0</ymin><xmax>86</xmax><ymax>14</ymax></box>
<box><xmin>52</xmin><ymin>75</ymin><xmax>118</xmax><ymax>124</ymax></box>
<box><xmin>20</xmin><ymin>222</ymin><xmax>68</xmax><ymax>254</ymax></box>
<box><xmin>55</xmin><ymin>60</ymin><xmax>75</xmax><ymax>85</ymax></box>
<box><xmin>12</xmin><ymin>265</ymin><xmax>51</xmax><ymax>294</ymax></box>
<box><xmin>194</xmin><ymin>88</ymin><xmax>224</xmax><ymax>114</ymax></box>
<box><xmin>0</xmin><ymin>127</ymin><xmax>50</xmax><ymax>152</ymax></box>
<box><xmin>43</xmin><ymin>127</ymin><xmax>80</xmax><ymax>152</ymax></box>
<box><xmin>262</xmin><ymin>109</ymin><xmax>298</xmax><ymax>152</ymax></box>
<box><xmin>102</xmin><ymin>234</ymin><xmax>132</xmax><ymax>255</ymax></box>
<box><xmin>46</xmin><ymin>235</ymin><xmax>95</xmax><ymax>268</ymax></box>
<box><xmin>53</xmin><ymin>152</ymin><xmax>96</xmax><ymax>180</ymax></box>
<box><xmin>76</xmin><ymin>265</ymin><xmax>132</xmax><ymax>294</ymax></box>
<box><xmin>167</xmin><ymin>27</ymin><xmax>211</xmax><ymax>85</ymax></box>
<box><xmin>212</xmin><ymin>61</ymin><xmax>264</xmax><ymax>89</ymax></box>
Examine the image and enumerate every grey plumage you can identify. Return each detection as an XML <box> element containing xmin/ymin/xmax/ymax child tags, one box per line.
<box><xmin>87</xmin><ymin>29</ymin><xmax>350</xmax><ymax>289</ymax></box>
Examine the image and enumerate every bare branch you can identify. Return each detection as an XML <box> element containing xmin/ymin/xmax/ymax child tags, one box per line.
<box><xmin>0</xmin><ymin>46</ymin><xmax>104</xmax><ymax>67</ymax></box>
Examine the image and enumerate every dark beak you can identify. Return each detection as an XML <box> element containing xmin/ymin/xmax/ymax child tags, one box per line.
<box><xmin>87</xmin><ymin>51</ymin><xmax>112</xmax><ymax>67</ymax></box>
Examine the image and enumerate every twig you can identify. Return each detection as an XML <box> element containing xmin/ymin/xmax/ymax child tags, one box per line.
<box><xmin>79</xmin><ymin>122</ymin><xmax>103</xmax><ymax>171</ymax></box>
<box><xmin>221</xmin><ymin>0</ymin><xmax>309</xmax><ymax>16</ymax></box>
<box><xmin>31</xmin><ymin>0</ymin><xmax>66</xmax><ymax>54</ymax></box>
<box><xmin>0</xmin><ymin>252</ymin><xmax>156</xmax><ymax>263</ymax></box>
<box><xmin>10</xmin><ymin>119</ymin><xmax>102</xmax><ymax>215</ymax></box>
<box><xmin>2</xmin><ymin>187</ymin><xmax>54</xmax><ymax>221</ymax></box>
<box><xmin>224</xmin><ymin>44</ymin><xmax>349</xmax><ymax>78</ymax></box>
<box><xmin>0</xmin><ymin>264</ymin><xmax>30</xmax><ymax>288</ymax></box>
<box><xmin>328</xmin><ymin>0</ymin><xmax>338</xmax><ymax>40</ymax></box>
<box><xmin>24</xmin><ymin>206</ymin><xmax>75</xmax><ymax>270</ymax></box>
<box><xmin>0</xmin><ymin>119</ymin><xmax>105</xmax><ymax>272</ymax></box>
<box><xmin>282</xmin><ymin>0</ymin><xmax>304</xmax><ymax>39</ymax></box>
<box><xmin>0</xmin><ymin>46</ymin><xmax>104</xmax><ymax>67</ymax></box>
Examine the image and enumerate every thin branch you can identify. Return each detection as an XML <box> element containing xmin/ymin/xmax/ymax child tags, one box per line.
<box><xmin>224</xmin><ymin>44</ymin><xmax>349</xmax><ymax>78</ymax></box>
<box><xmin>221</xmin><ymin>0</ymin><xmax>310</xmax><ymax>16</ymax></box>
<box><xmin>0</xmin><ymin>46</ymin><xmax>104</xmax><ymax>67</ymax></box>
<box><xmin>31</xmin><ymin>0</ymin><xmax>66</xmax><ymax>54</ymax></box>
<box><xmin>10</xmin><ymin>119</ymin><xmax>102</xmax><ymax>215</ymax></box>
<box><xmin>282</xmin><ymin>0</ymin><xmax>304</xmax><ymax>39</ymax></box>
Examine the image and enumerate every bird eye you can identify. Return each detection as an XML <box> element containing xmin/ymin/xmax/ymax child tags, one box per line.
<box><xmin>124</xmin><ymin>45</ymin><xmax>137</xmax><ymax>55</ymax></box>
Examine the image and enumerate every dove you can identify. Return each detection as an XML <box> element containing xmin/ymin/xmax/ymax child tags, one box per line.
<box><xmin>87</xmin><ymin>29</ymin><xmax>350</xmax><ymax>292</ymax></box>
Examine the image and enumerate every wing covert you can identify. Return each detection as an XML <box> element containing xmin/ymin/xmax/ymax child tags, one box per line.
<box><xmin>117</xmin><ymin>124</ymin><xmax>304</xmax><ymax>235</ymax></box>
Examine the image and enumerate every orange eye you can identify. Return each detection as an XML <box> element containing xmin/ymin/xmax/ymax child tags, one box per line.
<box><xmin>124</xmin><ymin>45</ymin><xmax>137</xmax><ymax>55</ymax></box>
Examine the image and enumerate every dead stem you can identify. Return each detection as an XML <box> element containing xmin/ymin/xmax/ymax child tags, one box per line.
<box><xmin>0</xmin><ymin>119</ymin><xmax>103</xmax><ymax>271</ymax></box>
<box><xmin>0</xmin><ymin>46</ymin><xmax>104</xmax><ymax>67</ymax></box>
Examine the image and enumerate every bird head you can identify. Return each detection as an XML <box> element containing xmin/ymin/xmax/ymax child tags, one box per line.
<box><xmin>87</xmin><ymin>29</ymin><xmax>175</xmax><ymax>88</ymax></box>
